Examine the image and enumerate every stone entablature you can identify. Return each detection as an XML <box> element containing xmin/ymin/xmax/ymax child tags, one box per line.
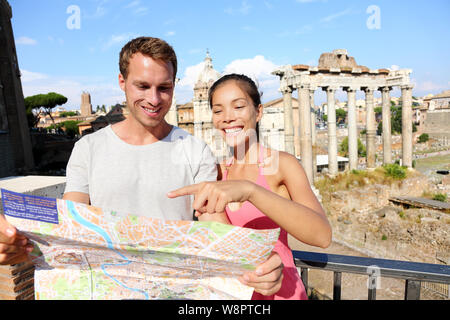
<box><xmin>274</xmin><ymin>65</ymin><xmax>412</xmax><ymax>92</ymax></box>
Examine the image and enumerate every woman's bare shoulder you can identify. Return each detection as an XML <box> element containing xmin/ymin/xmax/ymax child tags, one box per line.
<box><xmin>266</xmin><ymin>149</ymin><xmax>307</xmax><ymax>182</ymax></box>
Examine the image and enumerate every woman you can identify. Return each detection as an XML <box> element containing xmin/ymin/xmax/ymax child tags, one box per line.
<box><xmin>169</xmin><ymin>74</ymin><xmax>331</xmax><ymax>300</ymax></box>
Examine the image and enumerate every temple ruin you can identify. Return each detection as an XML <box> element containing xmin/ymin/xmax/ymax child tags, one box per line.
<box><xmin>273</xmin><ymin>49</ymin><xmax>414</xmax><ymax>183</ymax></box>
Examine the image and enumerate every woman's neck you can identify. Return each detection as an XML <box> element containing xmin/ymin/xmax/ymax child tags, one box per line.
<box><xmin>232</xmin><ymin>140</ymin><xmax>260</xmax><ymax>166</ymax></box>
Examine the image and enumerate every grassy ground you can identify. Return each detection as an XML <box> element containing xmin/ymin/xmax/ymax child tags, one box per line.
<box><xmin>314</xmin><ymin>164</ymin><xmax>416</xmax><ymax>195</ymax></box>
<box><xmin>414</xmin><ymin>154</ymin><xmax>450</xmax><ymax>188</ymax></box>
<box><xmin>414</xmin><ymin>154</ymin><xmax>450</xmax><ymax>174</ymax></box>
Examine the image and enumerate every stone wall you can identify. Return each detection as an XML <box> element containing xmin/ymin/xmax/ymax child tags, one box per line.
<box><xmin>0</xmin><ymin>133</ymin><xmax>15</xmax><ymax>177</ymax></box>
<box><xmin>423</xmin><ymin>110</ymin><xmax>450</xmax><ymax>139</ymax></box>
<box><xmin>321</xmin><ymin>174</ymin><xmax>450</xmax><ymax>265</ymax></box>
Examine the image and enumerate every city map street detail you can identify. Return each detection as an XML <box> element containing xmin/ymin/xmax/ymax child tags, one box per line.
<box><xmin>1</xmin><ymin>189</ymin><xmax>280</xmax><ymax>300</ymax></box>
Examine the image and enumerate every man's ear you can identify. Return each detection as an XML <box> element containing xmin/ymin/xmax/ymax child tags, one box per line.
<box><xmin>118</xmin><ymin>73</ymin><xmax>126</xmax><ymax>91</ymax></box>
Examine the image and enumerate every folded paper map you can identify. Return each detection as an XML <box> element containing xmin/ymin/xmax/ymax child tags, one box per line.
<box><xmin>0</xmin><ymin>189</ymin><xmax>280</xmax><ymax>300</ymax></box>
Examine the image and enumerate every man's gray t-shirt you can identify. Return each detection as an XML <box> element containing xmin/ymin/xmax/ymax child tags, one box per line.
<box><xmin>64</xmin><ymin>125</ymin><xmax>217</xmax><ymax>220</ymax></box>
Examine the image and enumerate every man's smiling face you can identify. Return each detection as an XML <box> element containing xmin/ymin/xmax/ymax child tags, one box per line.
<box><xmin>119</xmin><ymin>52</ymin><xmax>174</xmax><ymax>130</ymax></box>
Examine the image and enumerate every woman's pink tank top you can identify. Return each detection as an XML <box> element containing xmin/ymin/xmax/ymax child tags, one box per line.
<box><xmin>223</xmin><ymin>146</ymin><xmax>307</xmax><ymax>300</ymax></box>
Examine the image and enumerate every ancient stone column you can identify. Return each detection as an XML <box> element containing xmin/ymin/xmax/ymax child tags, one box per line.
<box><xmin>381</xmin><ymin>86</ymin><xmax>392</xmax><ymax>164</ymax></box>
<box><xmin>364</xmin><ymin>87</ymin><xmax>377</xmax><ymax>169</ymax></box>
<box><xmin>298</xmin><ymin>84</ymin><xmax>313</xmax><ymax>184</ymax></box>
<box><xmin>310</xmin><ymin>89</ymin><xmax>316</xmax><ymax>147</ymax></box>
<box><xmin>282</xmin><ymin>86</ymin><xmax>295</xmax><ymax>155</ymax></box>
<box><xmin>401</xmin><ymin>84</ymin><xmax>414</xmax><ymax>168</ymax></box>
<box><xmin>310</xmin><ymin>88</ymin><xmax>317</xmax><ymax>179</ymax></box>
<box><xmin>345</xmin><ymin>87</ymin><xmax>358</xmax><ymax>171</ymax></box>
<box><xmin>325</xmin><ymin>86</ymin><xmax>338</xmax><ymax>176</ymax></box>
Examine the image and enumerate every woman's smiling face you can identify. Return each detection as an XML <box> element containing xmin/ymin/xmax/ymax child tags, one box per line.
<box><xmin>211</xmin><ymin>80</ymin><xmax>262</xmax><ymax>147</ymax></box>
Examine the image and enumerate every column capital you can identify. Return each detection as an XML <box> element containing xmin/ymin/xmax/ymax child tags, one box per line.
<box><xmin>281</xmin><ymin>86</ymin><xmax>293</xmax><ymax>94</ymax></box>
<box><xmin>400</xmin><ymin>84</ymin><xmax>414</xmax><ymax>91</ymax></box>
<box><xmin>380</xmin><ymin>86</ymin><xmax>392</xmax><ymax>92</ymax></box>
<box><xmin>362</xmin><ymin>86</ymin><xmax>377</xmax><ymax>93</ymax></box>
<box><xmin>298</xmin><ymin>83</ymin><xmax>311</xmax><ymax>90</ymax></box>
<box><xmin>343</xmin><ymin>86</ymin><xmax>359</xmax><ymax>92</ymax></box>
<box><xmin>322</xmin><ymin>86</ymin><xmax>339</xmax><ymax>93</ymax></box>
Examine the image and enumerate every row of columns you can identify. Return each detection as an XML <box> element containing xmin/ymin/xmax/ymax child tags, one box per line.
<box><xmin>282</xmin><ymin>84</ymin><xmax>414</xmax><ymax>184</ymax></box>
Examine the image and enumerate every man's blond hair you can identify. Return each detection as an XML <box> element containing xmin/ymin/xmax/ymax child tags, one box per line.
<box><xmin>119</xmin><ymin>36</ymin><xmax>177</xmax><ymax>80</ymax></box>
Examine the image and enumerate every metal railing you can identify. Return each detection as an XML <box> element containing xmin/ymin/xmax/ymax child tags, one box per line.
<box><xmin>293</xmin><ymin>250</ymin><xmax>450</xmax><ymax>300</ymax></box>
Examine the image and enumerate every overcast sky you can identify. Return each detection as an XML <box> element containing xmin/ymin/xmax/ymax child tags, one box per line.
<box><xmin>9</xmin><ymin>0</ymin><xmax>450</xmax><ymax>110</ymax></box>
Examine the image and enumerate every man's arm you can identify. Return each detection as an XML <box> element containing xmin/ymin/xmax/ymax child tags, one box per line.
<box><xmin>64</xmin><ymin>137</ymin><xmax>91</xmax><ymax>204</ymax></box>
<box><xmin>62</xmin><ymin>192</ymin><xmax>90</xmax><ymax>204</ymax></box>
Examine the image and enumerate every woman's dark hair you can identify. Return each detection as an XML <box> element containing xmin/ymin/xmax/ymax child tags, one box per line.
<box><xmin>208</xmin><ymin>73</ymin><xmax>262</xmax><ymax>141</ymax></box>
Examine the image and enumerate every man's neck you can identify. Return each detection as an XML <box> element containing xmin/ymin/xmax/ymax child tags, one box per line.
<box><xmin>111</xmin><ymin>118</ymin><xmax>173</xmax><ymax>146</ymax></box>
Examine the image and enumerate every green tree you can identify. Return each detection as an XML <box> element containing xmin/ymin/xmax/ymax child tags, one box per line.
<box><xmin>339</xmin><ymin>136</ymin><xmax>366</xmax><ymax>157</ymax></box>
<box><xmin>47</xmin><ymin>120</ymin><xmax>81</xmax><ymax>139</ymax></box>
<box><xmin>336</xmin><ymin>108</ymin><xmax>347</xmax><ymax>124</ymax></box>
<box><xmin>61</xmin><ymin>120</ymin><xmax>81</xmax><ymax>138</ymax></box>
<box><xmin>59</xmin><ymin>111</ymin><xmax>78</xmax><ymax>117</ymax></box>
<box><xmin>376</xmin><ymin>106</ymin><xmax>416</xmax><ymax>135</ymax></box>
<box><xmin>418</xmin><ymin>133</ymin><xmax>429</xmax><ymax>143</ymax></box>
<box><xmin>24</xmin><ymin>92</ymin><xmax>68</xmax><ymax>125</ymax></box>
<box><xmin>374</xmin><ymin>106</ymin><xmax>382</xmax><ymax>115</ymax></box>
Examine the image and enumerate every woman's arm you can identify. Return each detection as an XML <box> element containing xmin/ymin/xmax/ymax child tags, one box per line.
<box><xmin>248</xmin><ymin>152</ymin><xmax>332</xmax><ymax>248</ymax></box>
<box><xmin>168</xmin><ymin>154</ymin><xmax>332</xmax><ymax>248</ymax></box>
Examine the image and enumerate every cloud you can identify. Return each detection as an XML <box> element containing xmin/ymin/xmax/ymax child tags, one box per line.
<box><xmin>276</xmin><ymin>24</ymin><xmax>313</xmax><ymax>37</ymax></box>
<box><xmin>320</xmin><ymin>8</ymin><xmax>353</xmax><ymax>23</ymax></box>
<box><xmin>188</xmin><ymin>48</ymin><xmax>202</xmax><ymax>55</ymax></box>
<box><xmin>164</xmin><ymin>19</ymin><xmax>176</xmax><ymax>25</ymax></box>
<box><xmin>175</xmin><ymin>55</ymin><xmax>282</xmax><ymax>104</ymax></box>
<box><xmin>296</xmin><ymin>0</ymin><xmax>328</xmax><ymax>3</ymax></box>
<box><xmin>20</xmin><ymin>69</ymin><xmax>48</xmax><ymax>82</ymax></box>
<box><xmin>264</xmin><ymin>1</ymin><xmax>273</xmax><ymax>9</ymax></box>
<box><xmin>125</xmin><ymin>0</ymin><xmax>140</xmax><ymax>8</ymax></box>
<box><xmin>84</xmin><ymin>0</ymin><xmax>108</xmax><ymax>19</ymax></box>
<box><xmin>412</xmin><ymin>79</ymin><xmax>450</xmax><ymax>94</ymax></box>
<box><xmin>103</xmin><ymin>33</ymin><xmax>137</xmax><ymax>50</ymax></box>
<box><xmin>223</xmin><ymin>55</ymin><xmax>280</xmax><ymax>101</ymax></box>
<box><xmin>241</xmin><ymin>26</ymin><xmax>257</xmax><ymax>32</ymax></box>
<box><xmin>175</xmin><ymin>61</ymin><xmax>206</xmax><ymax>103</ymax></box>
<box><xmin>133</xmin><ymin>6</ymin><xmax>149</xmax><ymax>15</ymax></box>
<box><xmin>165</xmin><ymin>31</ymin><xmax>176</xmax><ymax>37</ymax></box>
<box><xmin>16</xmin><ymin>36</ymin><xmax>37</xmax><ymax>45</ymax></box>
<box><xmin>225</xmin><ymin>1</ymin><xmax>252</xmax><ymax>15</ymax></box>
<box><xmin>389</xmin><ymin>65</ymin><xmax>400</xmax><ymax>71</ymax></box>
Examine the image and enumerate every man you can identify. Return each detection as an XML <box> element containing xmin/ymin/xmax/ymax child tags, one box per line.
<box><xmin>0</xmin><ymin>37</ymin><xmax>283</xmax><ymax>296</ymax></box>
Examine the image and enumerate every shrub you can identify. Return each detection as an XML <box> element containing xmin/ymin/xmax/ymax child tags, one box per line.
<box><xmin>432</xmin><ymin>193</ymin><xmax>447</xmax><ymax>202</ymax></box>
<box><xmin>383</xmin><ymin>163</ymin><xmax>407</xmax><ymax>179</ymax></box>
<box><xmin>339</xmin><ymin>136</ymin><xmax>366</xmax><ymax>157</ymax></box>
<box><xmin>417</xmin><ymin>133</ymin><xmax>429</xmax><ymax>143</ymax></box>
